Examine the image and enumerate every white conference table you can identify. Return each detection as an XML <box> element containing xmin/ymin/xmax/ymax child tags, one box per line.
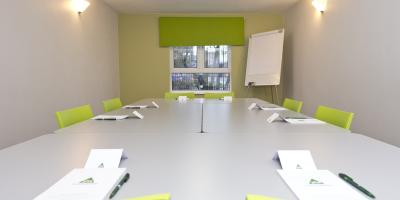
<box><xmin>202</xmin><ymin>98</ymin><xmax>348</xmax><ymax>134</ymax></box>
<box><xmin>55</xmin><ymin>99</ymin><xmax>203</xmax><ymax>134</ymax></box>
<box><xmin>1</xmin><ymin>132</ymin><xmax>399</xmax><ymax>200</ymax></box>
<box><xmin>55</xmin><ymin>98</ymin><xmax>348</xmax><ymax>134</ymax></box>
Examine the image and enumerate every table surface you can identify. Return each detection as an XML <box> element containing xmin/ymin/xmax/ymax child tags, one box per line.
<box><xmin>202</xmin><ymin>98</ymin><xmax>348</xmax><ymax>134</ymax></box>
<box><xmin>1</xmin><ymin>132</ymin><xmax>399</xmax><ymax>200</ymax></box>
<box><xmin>2</xmin><ymin>98</ymin><xmax>395</xmax><ymax>199</ymax></box>
<box><xmin>55</xmin><ymin>99</ymin><xmax>203</xmax><ymax>134</ymax></box>
<box><xmin>55</xmin><ymin>98</ymin><xmax>348</xmax><ymax>135</ymax></box>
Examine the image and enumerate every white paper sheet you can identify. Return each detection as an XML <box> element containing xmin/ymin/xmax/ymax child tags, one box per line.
<box><xmin>123</xmin><ymin>105</ymin><xmax>148</xmax><ymax>109</ymax></box>
<box><xmin>284</xmin><ymin>118</ymin><xmax>326</xmax><ymax>124</ymax></box>
<box><xmin>84</xmin><ymin>149</ymin><xmax>126</xmax><ymax>169</ymax></box>
<box><xmin>178</xmin><ymin>96</ymin><xmax>188</xmax><ymax>101</ymax></box>
<box><xmin>267</xmin><ymin>113</ymin><xmax>281</xmax><ymax>123</ymax></box>
<box><xmin>152</xmin><ymin>101</ymin><xmax>160</xmax><ymax>108</ymax></box>
<box><xmin>222</xmin><ymin>96</ymin><xmax>233</xmax><ymax>102</ymax></box>
<box><xmin>92</xmin><ymin>115</ymin><xmax>129</xmax><ymax>120</ymax></box>
<box><xmin>34</xmin><ymin>168</ymin><xmax>127</xmax><ymax>200</ymax></box>
<box><xmin>248</xmin><ymin>103</ymin><xmax>257</xmax><ymax>110</ymax></box>
<box><xmin>260</xmin><ymin>106</ymin><xmax>286</xmax><ymax>111</ymax></box>
<box><xmin>132</xmin><ymin>111</ymin><xmax>144</xmax><ymax>119</ymax></box>
<box><xmin>277</xmin><ymin>170</ymin><xmax>368</xmax><ymax>200</ymax></box>
<box><xmin>274</xmin><ymin>150</ymin><xmax>317</xmax><ymax>170</ymax></box>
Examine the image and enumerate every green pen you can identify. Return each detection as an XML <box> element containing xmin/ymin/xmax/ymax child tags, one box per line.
<box><xmin>338</xmin><ymin>173</ymin><xmax>375</xmax><ymax>199</ymax></box>
<box><xmin>109</xmin><ymin>173</ymin><xmax>130</xmax><ymax>199</ymax></box>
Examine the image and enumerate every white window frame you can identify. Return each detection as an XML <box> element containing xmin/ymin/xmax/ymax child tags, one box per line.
<box><xmin>169</xmin><ymin>46</ymin><xmax>232</xmax><ymax>94</ymax></box>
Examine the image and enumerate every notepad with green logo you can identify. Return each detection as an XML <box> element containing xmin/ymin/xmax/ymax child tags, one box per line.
<box><xmin>34</xmin><ymin>168</ymin><xmax>127</xmax><ymax>200</ymax></box>
<box><xmin>277</xmin><ymin>170</ymin><xmax>368</xmax><ymax>200</ymax></box>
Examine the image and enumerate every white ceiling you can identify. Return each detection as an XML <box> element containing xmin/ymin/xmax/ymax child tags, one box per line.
<box><xmin>102</xmin><ymin>0</ymin><xmax>300</xmax><ymax>14</ymax></box>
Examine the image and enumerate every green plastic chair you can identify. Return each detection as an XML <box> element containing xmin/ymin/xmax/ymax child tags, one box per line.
<box><xmin>204</xmin><ymin>92</ymin><xmax>235</xmax><ymax>99</ymax></box>
<box><xmin>282</xmin><ymin>98</ymin><xmax>303</xmax><ymax>113</ymax></box>
<box><xmin>164</xmin><ymin>92</ymin><xmax>195</xmax><ymax>100</ymax></box>
<box><xmin>102</xmin><ymin>98</ymin><xmax>122</xmax><ymax>112</ymax></box>
<box><xmin>55</xmin><ymin>105</ymin><xmax>94</xmax><ymax>128</ymax></box>
<box><xmin>246</xmin><ymin>194</ymin><xmax>281</xmax><ymax>200</ymax></box>
<box><xmin>125</xmin><ymin>193</ymin><xmax>171</xmax><ymax>200</ymax></box>
<box><xmin>314</xmin><ymin>105</ymin><xmax>354</xmax><ymax>130</ymax></box>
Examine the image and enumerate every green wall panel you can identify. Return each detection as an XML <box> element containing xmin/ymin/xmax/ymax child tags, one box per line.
<box><xmin>159</xmin><ymin>17</ymin><xmax>244</xmax><ymax>46</ymax></box>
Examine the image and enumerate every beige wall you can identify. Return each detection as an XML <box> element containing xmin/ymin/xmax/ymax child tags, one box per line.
<box><xmin>0</xmin><ymin>0</ymin><xmax>119</xmax><ymax>149</ymax></box>
<box><xmin>119</xmin><ymin>13</ymin><xmax>284</xmax><ymax>104</ymax></box>
<box><xmin>284</xmin><ymin>0</ymin><xmax>400</xmax><ymax>146</ymax></box>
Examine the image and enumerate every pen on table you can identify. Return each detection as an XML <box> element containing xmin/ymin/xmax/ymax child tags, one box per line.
<box><xmin>338</xmin><ymin>173</ymin><xmax>375</xmax><ymax>199</ymax></box>
<box><xmin>103</xmin><ymin>118</ymin><xmax>118</xmax><ymax>120</ymax></box>
<box><xmin>109</xmin><ymin>173</ymin><xmax>130</xmax><ymax>199</ymax></box>
<box><xmin>95</xmin><ymin>118</ymin><xmax>117</xmax><ymax>121</ymax></box>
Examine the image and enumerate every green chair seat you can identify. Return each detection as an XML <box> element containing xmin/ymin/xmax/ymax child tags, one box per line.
<box><xmin>246</xmin><ymin>194</ymin><xmax>281</xmax><ymax>200</ymax></box>
<box><xmin>204</xmin><ymin>92</ymin><xmax>234</xmax><ymax>99</ymax></box>
<box><xmin>314</xmin><ymin>105</ymin><xmax>354</xmax><ymax>130</ymax></box>
<box><xmin>164</xmin><ymin>92</ymin><xmax>195</xmax><ymax>100</ymax></box>
<box><xmin>55</xmin><ymin>105</ymin><xmax>93</xmax><ymax>128</ymax></box>
<box><xmin>102</xmin><ymin>98</ymin><xmax>122</xmax><ymax>112</ymax></box>
<box><xmin>282</xmin><ymin>98</ymin><xmax>303</xmax><ymax>113</ymax></box>
<box><xmin>125</xmin><ymin>193</ymin><xmax>171</xmax><ymax>200</ymax></box>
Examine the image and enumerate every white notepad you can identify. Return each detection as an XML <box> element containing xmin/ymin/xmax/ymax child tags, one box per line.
<box><xmin>260</xmin><ymin>106</ymin><xmax>286</xmax><ymax>111</ymax></box>
<box><xmin>124</xmin><ymin>101</ymin><xmax>159</xmax><ymax>109</ymax></box>
<box><xmin>274</xmin><ymin>150</ymin><xmax>317</xmax><ymax>170</ymax></box>
<box><xmin>85</xmin><ymin>149</ymin><xmax>127</xmax><ymax>169</ymax></box>
<box><xmin>132</xmin><ymin>111</ymin><xmax>144</xmax><ymax>119</ymax></box>
<box><xmin>248</xmin><ymin>103</ymin><xmax>258</xmax><ymax>110</ymax></box>
<box><xmin>34</xmin><ymin>168</ymin><xmax>127</xmax><ymax>200</ymax></box>
<box><xmin>277</xmin><ymin>170</ymin><xmax>368</xmax><ymax>200</ymax></box>
<box><xmin>178</xmin><ymin>96</ymin><xmax>188</xmax><ymax>102</ymax></box>
<box><xmin>92</xmin><ymin>115</ymin><xmax>129</xmax><ymax>120</ymax></box>
<box><xmin>284</xmin><ymin>118</ymin><xmax>326</xmax><ymax>124</ymax></box>
<box><xmin>221</xmin><ymin>96</ymin><xmax>233</xmax><ymax>102</ymax></box>
<box><xmin>123</xmin><ymin>105</ymin><xmax>148</xmax><ymax>109</ymax></box>
<box><xmin>151</xmin><ymin>101</ymin><xmax>160</xmax><ymax>108</ymax></box>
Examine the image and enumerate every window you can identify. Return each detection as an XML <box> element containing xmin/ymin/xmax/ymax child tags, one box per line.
<box><xmin>170</xmin><ymin>45</ymin><xmax>231</xmax><ymax>93</ymax></box>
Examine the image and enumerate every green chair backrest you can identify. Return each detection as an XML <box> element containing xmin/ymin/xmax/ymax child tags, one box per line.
<box><xmin>102</xmin><ymin>98</ymin><xmax>122</xmax><ymax>112</ymax></box>
<box><xmin>246</xmin><ymin>194</ymin><xmax>281</xmax><ymax>200</ymax></box>
<box><xmin>164</xmin><ymin>92</ymin><xmax>195</xmax><ymax>100</ymax></box>
<box><xmin>282</xmin><ymin>98</ymin><xmax>303</xmax><ymax>113</ymax></box>
<box><xmin>204</xmin><ymin>92</ymin><xmax>235</xmax><ymax>99</ymax></box>
<box><xmin>55</xmin><ymin>104</ymin><xmax>94</xmax><ymax>128</ymax></box>
<box><xmin>314</xmin><ymin>105</ymin><xmax>354</xmax><ymax>130</ymax></box>
<box><xmin>125</xmin><ymin>193</ymin><xmax>171</xmax><ymax>200</ymax></box>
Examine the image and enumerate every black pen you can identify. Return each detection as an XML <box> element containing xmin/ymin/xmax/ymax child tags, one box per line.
<box><xmin>338</xmin><ymin>173</ymin><xmax>375</xmax><ymax>199</ymax></box>
<box><xmin>109</xmin><ymin>173</ymin><xmax>130</xmax><ymax>199</ymax></box>
<box><xmin>95</xmin><ymin>118</ymin><xmax>117</xmax><ymax>120</ymax></box>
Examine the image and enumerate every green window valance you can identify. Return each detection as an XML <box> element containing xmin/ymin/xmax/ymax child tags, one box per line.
<box><xmin>159</xmin><ymin>17</ymin><xmax>245</xmax><ymax>47</ymax></box>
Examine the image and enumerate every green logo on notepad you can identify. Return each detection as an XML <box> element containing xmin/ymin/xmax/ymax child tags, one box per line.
<box><xmin>309</xmin><ymin>178</ymin><xmax>324</xmax><ymax>185</ymax></box>
<box><xmin>80</xmin><ymin>177</ymin><xmax>95</xmax><ymax>184</ymax></box>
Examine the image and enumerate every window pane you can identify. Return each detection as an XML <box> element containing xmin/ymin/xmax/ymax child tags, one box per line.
<box><xmin>204</xmin><ymin>45</ymin><xmax>229</xmax><ymax>68</ymax></box>
<box><xmin>173</xmin><ymin>46</ymin><xmax>197</xmax><ymax>68</ymax></box>
<box><xmin>172</xmin><ymin>73</ymin><xmax>230</xmax><ymax>91</ymax></box>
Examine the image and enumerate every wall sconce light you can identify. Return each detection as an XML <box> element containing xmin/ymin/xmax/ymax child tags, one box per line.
<box><xmin>72</xmin><ymin>0</ymin><xmax>90</xmax><ymax>14</ymax></box>
<box><xmin>312</xmin><ymin>0</ymin><xmax>327</xmax><ymax>13</ymax></box>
